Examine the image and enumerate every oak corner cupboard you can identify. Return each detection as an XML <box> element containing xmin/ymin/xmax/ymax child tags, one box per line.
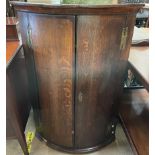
<box><xmin>11</xmin><ymin>0</ymin><xmax>144</xmax><ymax>153</ymax></box>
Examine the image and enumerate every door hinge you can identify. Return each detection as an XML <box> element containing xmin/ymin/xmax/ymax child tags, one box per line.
<box><xmin>120</xmin><ymin>27</ymin><xmax>128</xmax><ymax>50</ymax></box>
<box><xmin>78</xmin><ymin>92</ymin><xmax>83</xmax><ymax>103</ymax></box>
<box><xmin>27</xmin><ymin>24</ymin><xmax>32</xmax><ymax>48</ymax></box>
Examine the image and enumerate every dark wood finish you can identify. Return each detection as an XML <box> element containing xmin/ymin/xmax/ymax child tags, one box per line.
<box><xmin>13</xmin><ymin>1</ymin><xmax>143</xmax><ymax>153</ymax></box>
<box><xmin>75</xmin><ymin>15</ymin><xmax>127</xmax><ymax>148</ymax></box>
<box><xmin>6</xmin><ymin>43</ymin><xmax>31</xmax><ymax>155</ymax></box>
<box><xmin>6</xmin><ymin>110</ymin><xmax>16</xmax><ymax>138</ymax></box>
<box><xmin>6</xmin><ymin>17</ymin><xmax>19</xmax><ymax>41</ymax></box>
<box><xmin>11</xmin><ymin>1</ymin><xmax>144</xmax><ymax>15</ymax></box>
<box><xmin>6</xmin><ymin>25</ymin><xmax>18</xmax><ymax>41</ymax></box>
<box><xmin>7</xmin><ymin>75</ymin><xmax>29</xmax><ymax>155</ymax></box>
<box><xmin>32</xmin><ymin>14</ymin><xmax>74</xmax><ymax>147</ymax></box>
<box><xmin>6</xmin><ymin>41</ymin><xmax>21</xmax><ymax>139</ymax></box>
<box><xmin>119</xmin><ymin>88</ymin><xmax>149</xmax><ymax>155</ymax></box>
<box><xmin>18</xmin><ymin>12</ymin><xmax>75</xmax><ymax>147</ymax></box>
<box><xmin>36</xmin><ymin>132</ymin><xmax>114</xmax><ymax>153</ymax></box>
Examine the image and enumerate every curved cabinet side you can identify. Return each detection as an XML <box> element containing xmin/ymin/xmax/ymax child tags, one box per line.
<box><xmin>17</xmin><ymin>12</ymin><xmax>75</xmax><ymax>147</ymax></box>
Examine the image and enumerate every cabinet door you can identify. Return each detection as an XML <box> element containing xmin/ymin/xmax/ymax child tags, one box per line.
<box><xmin>75</xmin><ymin>15</ymin><xmax>128</xmax><ymax>147</ymax></box>
<box><xmin>18</xmin><ymin>12</ymin><xmax>75</xmax><ymax>147</ymax></box>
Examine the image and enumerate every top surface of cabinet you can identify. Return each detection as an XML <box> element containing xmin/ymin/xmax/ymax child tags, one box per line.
<box><xmin>11</xmin><ymin>0</ymin><xmax>144</xmax><ymax>15</ymax></box>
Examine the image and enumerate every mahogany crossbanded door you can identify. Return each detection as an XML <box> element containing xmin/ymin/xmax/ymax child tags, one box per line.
<box><xmin>18</xmin><ymin>12</ymin><xmax>75</xmax><ymax>147</ymax></box>
<box><xmin>75</xmin><ymin>15</ymin><xmax>135</xmax><ymax>148</ymax></box>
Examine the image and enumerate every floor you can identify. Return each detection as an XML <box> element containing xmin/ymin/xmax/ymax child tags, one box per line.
<box><xmin>6</xmin><ymin>111</ymin><xmax>134</xmax><ymax>155</ymax></box>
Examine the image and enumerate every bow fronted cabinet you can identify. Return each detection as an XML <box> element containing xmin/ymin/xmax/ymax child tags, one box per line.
<box><xmin>11</xmin><ymin>1</ymin><xmax>144</xmax><ymax>153</ymax></box>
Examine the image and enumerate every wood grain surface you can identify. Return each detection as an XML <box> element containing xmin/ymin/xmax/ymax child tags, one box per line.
<box><xmin>11</xmin><ymin>1</ymin><xmax>144</xmax><ymax>15</ymax></box>
<box><xmin>18</xmin><ymin>13</ymin><xmax>75</xmax><ymax>147</ymax></box>
<box><xmin>75</xmin><ymin>15</ymin><xmax>128</xmax><ymax>148</ymax></box>
<box><xmin>6</xmin><ymin>41</ymin><xmax>20</xmax><ymax>64</ymax></box>
<box><xmin>15</xmin><ymin>2</ymin><xmax>142</xmax><ymax>152</ymax></box>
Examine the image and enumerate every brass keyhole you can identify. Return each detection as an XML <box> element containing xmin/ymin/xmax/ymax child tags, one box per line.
<box><xmin>78</xmin><ymin>92</ymin><xmax>83</xmax><ymax>103</ymax></box>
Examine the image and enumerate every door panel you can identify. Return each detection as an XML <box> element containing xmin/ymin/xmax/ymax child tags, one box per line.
<box><xmin>18</xmin><ymin>13</ymin><xmax>75</xmax><ymax>147</ymax></box>
<box><xmin>75</xmin><ymin>15</ymin><xmax>126</xmax><ymax>147</ymax></box>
